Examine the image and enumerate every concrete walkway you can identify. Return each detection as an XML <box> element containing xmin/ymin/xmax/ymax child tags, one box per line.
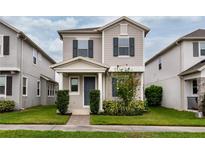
<box><xmin>1</xmin><ymin>124</ymin><xmax>205</xmax><ymax>132</ymax></box>
<box><xmin>67</xmin><ymin>115</ymin><xmax>90</xmax><ymax>126</ymax></box>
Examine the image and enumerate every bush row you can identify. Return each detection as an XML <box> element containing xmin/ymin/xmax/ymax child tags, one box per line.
<box><xmin>0</xmin><ymin>100</ymin><xmax>15</xmax><ymax>113</ymax></box>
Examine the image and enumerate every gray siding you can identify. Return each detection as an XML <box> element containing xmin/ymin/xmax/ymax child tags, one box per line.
<box><xmin>103</xmin><ymin>20</ymin><xmax>144</xmax><ymax>66</ymax></box>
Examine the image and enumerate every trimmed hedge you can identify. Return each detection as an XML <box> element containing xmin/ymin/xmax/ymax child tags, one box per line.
<box><xmin>103</xmin><ymin>100</ymin><xmax>146</xmax><ymax>116</ymax></box>
<box><xmin>55</xmin><ymin>90</ymin><xmax>69</xmax><ymax>115</ymax></box>
<box><xmin>145</xmin><ymin>85</ymin><xmax>163</xmax><ymax>106</ymax></box>
<box><xmin>0</xmin><ymin>100</ymin><xmax>15</xmax><ymax>113</ymax></box>
<box><xmin>89</xmin><ymin>90</ymin><xmax>100</xmax><ymax>114</ymax></box>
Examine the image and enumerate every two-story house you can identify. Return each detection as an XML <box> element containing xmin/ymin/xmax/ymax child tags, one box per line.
<box><xmin>0</xmin><ymin>19</ymin><xmax>57</xmax><ymax>109</ymax></box>
<box><xmin>51</xmin><ymin>16</ymin><xmax>150</xmax><ymax>115</ymax></box>
<box><xmin>145</xmin><ymin>29</ymin><xmax>205</xmax><ymax>115</ymax></box>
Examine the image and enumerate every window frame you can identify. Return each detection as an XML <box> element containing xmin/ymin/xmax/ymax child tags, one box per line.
<box><xmin>0</xmin><ymin>35</ymin><xmax>4</xmax><ymax>57</ymax></box>
<box><xmin>48</xmin><ymin>83</ymin><xmax>55</xmax><ymax>97</ymax></box>
<box><xmin>37</xmin><ymin>80</ymin><xmax>40</xmax><ymax>97</ymax></box>
<box><xmin>77</xmin><ymin>39</ymin><xmax>89</xmax><ymax>57</ymax></box>
<box><xmin>118</xmin><ymin>37</ymin><xmax>130</xmax><ymax>57</ymax></box>
<box><xmin>199</xmin><ymin>42</ymin><xmax>205</xmax><ymax>57</ymax></box>
<box><xmin>22</xmin><ymin>76</ymin><xmax>28</xmax><ymax>96</ymax></box>
<box><xmin>192</xmin><ymin>79</ymin><xmax>198</xmax><ymax>95</ymax></box>
<box><xmin>69</xmin><ymin>76</ymin><xmax>80</xmax><ymax>95</ymax></box>
<box><xmin>0</xmin><ymin>75</ymin><xmax>6</xmax><ymax>97</ymax></box>
<box><xmin>32</xmin><ymin>48</ymin><xmax>37</xmax><ymax>64</ymax></box>
<box><xmin>158</xmin><ymin>58</ymin><xmax>162</xmax><ymax>70</ymax></box>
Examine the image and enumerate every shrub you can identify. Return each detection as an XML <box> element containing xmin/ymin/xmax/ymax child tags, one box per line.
<box><xmin>103</xmin><ymin>100</ymin><xmax>119</xmax><ymax>115</ymax></box>
<box><xmin>117</xmin><ymin>73</ymin><xmax>139</xmax><ymax>106</ymax></box>
<box><xmin>103</xmin><ymin>100</ymin><xmax>146</xmax><ymax>116</ymax></box>
<box><xmin>0</xmin><ymin>100</ymin><xmax>15</xmax><ymax>113</ymax></box>
<box><xmin>55</xmin><ymin>90</ymin><xmax>69</xmax><ymax>115</ymax></box>
<box><xmin>145</xmin><ymin>85</ymin><xmax>163</xmax><ymax>106</ymax></box>
<box><xmin>89</xmin><ymin>90</ymin><xmax>100</xmax><ymax>114</ymax></box>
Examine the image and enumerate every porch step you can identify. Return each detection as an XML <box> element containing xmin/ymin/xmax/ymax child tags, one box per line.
<box><xmin>71</xmin><ymin>109</ymin><xmax>90</xmax><ymax>115</ymax></box>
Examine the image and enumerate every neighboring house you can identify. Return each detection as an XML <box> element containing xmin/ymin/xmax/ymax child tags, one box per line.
<box><xmin>51</xmin><ymin>16</ymin><xmax>150</xmax><ymax>115</ymax></box>
<box><xmin>145</xmin><ymin>29</ymin><xmax>205</xmax><ymax>113</ymax></box>
<box><xmin>0</xmin><ymin>19</ymin><xmax>57</xmax><ymax>109</ymax></box>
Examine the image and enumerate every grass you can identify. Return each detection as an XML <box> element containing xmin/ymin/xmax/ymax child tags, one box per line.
<box><xmin>0</xmin><ymin>130</ymin><xmax>205</xmax><ymax>138</ymax></box>
<box><xmin>0</xmin><ymin>105</ymin><xmax>69</xmax><ymax>124</ymax></box>
<box><xmin>91</xmin><ymin>107</ymin><xmax>205</xmax><ymax>126</ymax></box>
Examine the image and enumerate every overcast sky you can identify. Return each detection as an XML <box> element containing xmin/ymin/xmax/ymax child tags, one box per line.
<box><xmin>1</xmin><ymin>16</ymin><xmax>205</xmax><ymax>62</ymax></box>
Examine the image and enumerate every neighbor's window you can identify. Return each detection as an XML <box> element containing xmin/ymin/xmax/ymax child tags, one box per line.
<box><xmin>158</xmin><ymin>58</ymin><xmax>162</xmax><ymax>70</ymax></box>
<box><xmin>33</xmin><ymin>49</ymin><xmax>37</xmax><ymax>64</ymax></box>
<box><xmin>200</xmin><ymin>42</ymin><xmax>205</xmax><ymax>56</ymax></box>
<box><xmin>0</xmin><ymin>36</ymin><xmax>3</xmax><ymax>56</ymax></box>
<box><xmin>192</xmin><ymin>79</ymin><xmax>198</xmax><ymax>94</ymax></box>
<box><xmin>37</xmin><ymin>81</ymin><xmax>40</xmax><ymax>96</ymax></box>
<box><xmin>23</xmin><ymin>77</ymin><xmax>27</xmax><ymax>96</ymax></box>
<box><xmin>70</xmin><ymin>77</ymin><xmax>79</xmax><ymax>93</ymax></box>
<box><xmin>48</xmin><ymin>83</ymin><xmax>54</xmax><ymax>96</ymax></box>
<box><xmin>78</xmin><ymin>40</ymin><xmax>88</xmax><ymax>57</ymax></box>
<box><xmin>0</xmin><ymin>76</ymin><xmax>6</xmax><ymax>95</ymax></box>
<box><xmin>118</xmin><ymin>38</ymin><xmax>129</xmax><ymax>56</ymax></box>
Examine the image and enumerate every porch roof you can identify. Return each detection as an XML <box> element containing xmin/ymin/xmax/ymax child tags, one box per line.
<box><xmin>179</xmin><ymin>60</ymin><xmax>205</xmax><ymax>76</ymax></box>
<box><xmin>50</xmin><ymin>57</ymin><xmax>109</xmax><ymax>73</ymax></box>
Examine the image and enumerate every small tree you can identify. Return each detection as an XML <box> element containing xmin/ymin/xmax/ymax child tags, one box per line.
<box><xmin>116</xmin><ymin>73</ymin><xmax>139</xmax><ymax>106</ymax></box>
<box><xmin>145</xmin><ymin>85</ymin><xmax>162</xmax><ymax>106</ymax></box>
<box><xmin>55</xmin><ymin>90</ymin><xmax>69</xmax><ymax>115</ymax></box>
<box><xmin>89</xmin><ymin>90</ymin><xmax>100</xmax><ymax>114</ymax></box>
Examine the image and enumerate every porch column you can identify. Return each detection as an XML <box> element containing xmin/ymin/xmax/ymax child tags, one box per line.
<box><xmin>98</xmin><ymin>72</ymin><xmax>103</xmax><ymax>111</ymax></box>
<box><xmin>58</xmin><ymin>73</ymin><xmax>63</xmax><ymax>90</ymax></box>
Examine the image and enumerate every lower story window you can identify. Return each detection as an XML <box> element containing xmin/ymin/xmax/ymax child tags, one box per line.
<box><xmin>112</xmin><ymin>77</ymin><xmax>118</xmax><ymax>97</ymax></box>
<box><xmin>193</xmin><ymin>79</ymin><xmax>198</xmax><ymax>94</ymax></box>
<box><xmin>23</xmin><ymin>77</ymin><xmax>27</xmax><ymax>96</ymax></box>
<box><xmin>48</xmin><ymin>83</ymin><xmax>54</xmax><ymax>97</ymax></box>
<box><xmin>0</xmin><ymin>76</ymin><xmax>6</xmax><ymax>95</ymax></box>
<box><xmin>70</xmin><ymin>77</ymin><xmax>79</xmax><ymax>93</ymax></box>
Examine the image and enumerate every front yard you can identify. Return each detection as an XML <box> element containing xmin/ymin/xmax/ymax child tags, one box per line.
<box><xmin>91</xmin><ymin>107</ymin><xmax>205</xmax><ymax>126</ymax></box>
<box><xmin>1</xmin><ymin>130</ymin><xmax>205</xmax><ymax>138</ymax></box>
<box><xmin>0</xmin><ymin>105</ymin><xmax>69</xmax><ymax>124</ymax></box>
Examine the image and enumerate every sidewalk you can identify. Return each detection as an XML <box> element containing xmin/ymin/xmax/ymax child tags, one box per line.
<box><xmin>0</xmin><ymin>124</ymin><xmax>205</xmax><ymax>132</ymax></box>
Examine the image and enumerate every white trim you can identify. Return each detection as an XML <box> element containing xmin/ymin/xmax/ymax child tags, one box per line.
<box><xmin>0</xmin><ymin>35</ymin><xmax>3</xmax><ymax>57</ymax></box>
<box><xmin>109</xmin><ymin>66</ymin><xmax>145</xmax><ymax>72</ymax></box>
<box><xmin>55</xmin><ymin>68</ymin><xmax>107</xmax><ymax>73</ymax></box>
<box><xmin>76</xmin><ymin>37</ymin><xmax>90</xmax><ymax>40</ymax></box>
<box><xmin>118</xmin><ymin>55</ymin><xmax>130</xmax><ymax>58</ymax></box>
<box><xmin>36</xmin><ymin>80</ymin><xmax>40</xmax><ymax>97</ymax></box>
<box><xmin>22</xmin><ymin>76</ymin><xmax>28</xmax><ymax>97</ymax></box>
<box><xmin>0</xmin><ymin>75</ymin><xmax>6</xmax><ymax>98</ymax></box>
<box><xmin>82</xmin><ymin>75</ymin><xmax>97</xmax><ymax>108</ymax></box>
<box><xmin>98</xmin><ymin>73</ymin><xmax>103</xmax><ymax>111</ymax></box>
<box><xmin>63</xmin><ymin>35</ymin><xmax>101</xmax><ymax>38</ymax></box>
<box><xmin>0</xmin><ymin>67</ymin><xmax>20</xmax><ymax>72</ymax></box>
<box><xmin>69</xmin><ymin>76</ymin><xmax>80</xmax><ymax>95</ymax></box>
<box><xmin>102</xmin><ymin>31</ymin><xmax>104</xmax><ymax>63</ymax></box>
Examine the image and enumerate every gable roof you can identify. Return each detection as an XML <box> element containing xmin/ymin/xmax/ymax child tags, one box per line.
<box><xmin>0</xmin><ymin>19</ymin><xmax>56</xmax><ymax>64</ymax></box>
<box><xmin>146</xmin><ymin>29</ymin><xmax>205</xmax><ymax>65</ymax></box>
<box><xmin>50</xmin><ymin>56</ymin><xmax>109</xmax><ymax>69</ymax></box>
<box><xmin>179</xmin><ymin>59</ymin><xmax>205</xmax><ymax>76</ymax></box>
<box><xmin>58</xmin><ymin>16</ymin><xmax>150</xmax><ymax>39</ymax></box>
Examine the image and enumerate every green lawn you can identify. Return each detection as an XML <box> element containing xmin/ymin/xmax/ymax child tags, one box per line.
<box><xmin>91</xmin><ymin>107</ymin><xmax>205</xmax><ymax>126</ymax></box>
<box><xmin>0</xmin><ymin>130</ymin><xmax>205</xmax><ymax>138</ymax></box>
<box><xmin>0</xmin><ymin>105</ymin><xmax>69</xmax><ymax>124</ymax></box>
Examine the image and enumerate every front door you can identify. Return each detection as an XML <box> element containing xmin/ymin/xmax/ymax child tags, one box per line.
<box><xmin>84</xmin><ymin>77</ymin><xmax>95</xmax><ymax>107</ymax></box>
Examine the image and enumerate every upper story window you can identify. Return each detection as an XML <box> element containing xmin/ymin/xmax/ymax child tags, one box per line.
<box><xmin>158</xmin><ymin>58</ymin><xmax>162</xmax><ymax>70</ymax></box>
<box><xmin>113</xmin><ymin>37</ymin><xmax>135</xmax><ymax>57</ymax></box>
<box><xmin>193</xmin><ymin>42</ymin><xmax>205</xmax><ymax>57</ymax></box>
<box><xmin>120</xmin><ymin>24</ymin><xmax>128</xmax><ymax>35</ymax></box>
<box><xmin>78</xmin><ymin>40</ymin><xmax>88</xmax><ymax>57</ymax></box>
<box><xmin>33</xmin><ymin>49</ymin><xmax>37</xmax><ymax>64</ymax></box>
<box><xmin>73</xmin><ymin>40</ymin><xmax>93</xmax><ymax>58</ymax></box>
<box><xmin>0</xmin><ymin>35</ymin><xmax>10</xmax><ymax>57</ymax></box>
<box><xmin>200</xmin><ymin>42</ymin><xmax>205</xmax><ymax>56</ymax></box>
<box><xmin>119</xmin><ymin>38</ymin><xmax>129</xmax><ymax>56</ymax></box>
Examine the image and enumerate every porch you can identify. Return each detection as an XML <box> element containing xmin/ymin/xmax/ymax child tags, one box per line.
<box><xmin>51</xmin><ymin>57</ymin><xmax>108</xmax><ymax>115</ymax></box>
